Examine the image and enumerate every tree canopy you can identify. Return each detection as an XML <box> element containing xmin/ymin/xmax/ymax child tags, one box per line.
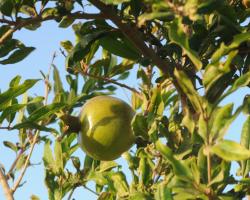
<box><xmin>0</xmin><ymin>0</ymin><xmax>250</xmax><ymax>200</ymax></box>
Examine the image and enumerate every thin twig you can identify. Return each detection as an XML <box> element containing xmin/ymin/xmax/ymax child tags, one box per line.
<box><xmin>83</xmin><ymin>185</ymin><xmax>99</xmax><ymax>196</ymax></box>
<box><xmin>11</xmin><ymin>52</ymin><xmax>55</xmax><ymax>193</ymax></box>
<box><xmin>0</xmin><ymin>126</ymin><xmax>13</xmax><ymax>130</ymax></box>
<box><xmin>0</xmin><ymin>167</ymin><xmax>14</xmax><ymax>200</ymax></box>
<box><xmin>67</xmin><ymin>188</ymin><xmax>75</xmax><ymax>200</ymax></box>
<box><xmin>6</xmin><ymin>149</ymin><xmax>24</xmax><ymax>180</ymax></box>
<box><xmin>11</xmin><ymin>130</ymin><xmax>39</xmax><ymax>193</ymax></box>
<box><xmin>79</xmin><ymin>70</ymin><xmax>142</xmax><ymax>99</ymax></box>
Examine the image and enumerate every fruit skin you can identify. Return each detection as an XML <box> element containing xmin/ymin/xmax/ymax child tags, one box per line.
<box><xmin>78</xmin><ymin>96</ymin><xmax>135</xmax><ymax>161</ymax></box>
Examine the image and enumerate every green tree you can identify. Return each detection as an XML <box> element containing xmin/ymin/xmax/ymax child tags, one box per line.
<box><xmin>0</xmin><ymin>0</ymin><xmax>250</xmax><ymax>200</ymax></box>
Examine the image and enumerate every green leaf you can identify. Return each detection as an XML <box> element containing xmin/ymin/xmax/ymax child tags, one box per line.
<box><xmin>210</xmin><ymin>33</ymin><xmax>250</xmax><ymax>65</ymax></box>
<box><xmin>0</xmin><ymin>104</ymin><xmax>26</xmax><ymax>124</ymax></box>
<box><xmin>131</xmin><ymin>92</ymin><xmax>142</xmax><ymax>110</ymax></box>
<box><xmin>9</xmin><ymin>75</ymin><xmax>21</xmax><ymax>87</ymax></box>
<box><xmin>99</xmin><ymin>35</ymin><xmax>140</xmax><ymax>60</ymax></box>
<box><xmin>0</xmin><ymin>0</ymin><xmax>14</xmax><ymax>16</ymax></box>
<box><xmin>198</xmin><ymin>115</ymin><xmax>207</xmax><ymax>142</ymax></box>
<box><xmin>53</xmin><ymin>65</ymin><xmax>64</xmax><ymax>94</ymax></box>
<box><xmin>0</xmin><ymin>79</ymin><xmax>39</xmax><ymax>110</ymax></box>
<box><xmin>0</xmin><ymin>39</ymin><xmax>18</xmax><ymax>58</ymax></box>
<box><xmin>240</xmin><ymin>117</ymin><xmax>250</xmax><ymax>177</ymax></box>
<box><xmin>87</xmin><ymin>170</ymin><xmax>108</xmax><ymax>186</ymax></box>
<box><xmin>0</xmin><ymin>47</ymin><xmax>35</xmax><ymax>65</ymax></box>
<box><xmin>83</xmin><ymin>155</ymin><xmax>93</xmax><ymax>171</ymax></box>
<box><xmin>99</xmin><ymin>161</ymin><xmax>118</xmax><ymax>172</ymax></box>
<box><xmin>66</xmin><ymin>31</ymin><xmax>105</xmax><ymax>70</ymax></box>
<box><xmin>174</xmin><ymin>69</ymin><xmax>203</xmax><ymax>112</ymax></box>
<box><xmin>132</xmin><ymin>114</ymin><xmax>149</xmax><ymax>140</ymax></box>
<box><xmin>58</xmin><ymin>16</ymin><xmax>74</xmax><ymax>28</ymax></box>
<box><xmin>60</xmin><ymin>40</ymin><xmax>73</xmax><ymax>53</ymax></box>
<box><xmin>168</xmin><ymin>19</ymin><xmax>202</xmax><ymax>70</ymax></box>
<box><xmin>154</xmin><ymin>182</ymin><xmax>173</xmax><ymax>200</ymax></box>
<box><xmin>182</xmin><ymin>109</ymin><xmax>195</xmax><ymax>134</ymax></box>
<box><xmin>3</xmin><ymin>141</ymin><xmax>18</xmax><ymax>152</ymax></box>
<box><xmin>54</xmin><ymin>141</ymin><xmax>63</xmax><ymax>172</ymax></box>
<box><xmin>138</xmin><ymin>157</ymin><xmax>151</xmax><ymax>186</ymax></box>
<box><xmin>26</xmin><ymin>103</ymin><xmax>66</xmax><ymax>122</ymax></box>
<box><xmin>97</xmin><ymin>192</ymin><xmax>113</xmax><ymax>200</ymax></box>
<box><xmin>129</xmin><ymin>192</ymin><xmax>153</xmax><ymax>200</ymax></box>
<box><xmin>138</xmin><ymin>12</ymin><xmax>174</xmax><ymax>27</ymax></box>
<box><xmin>222</xmin><ymin>71</ymin><xmax>250</xmax><ymax>100</ymax></box>
<box><xmin>43</xmin><ymin>141</ymin><xmax>57</xmax><ymax>174</ymax></box>
<box><xmin>210</xmin><ymin>104</ymin><xmax>234</xmax><ymax>141</ymax></box>
<box><xmin>13</xmin><ymin>122</ymin><xmax>59</xmax><ymax>134</ymax></box>
<box><xmin>110</xmin><ymin>172</ymin><xmax>129</xmax><ymax>197</ymax></box>
<box><xmin>211</xmin><ymin>140</ymin><xmax>250</xmax><ymax>161</ymax></box>
<box><xmin>15</xmin><ymin>154</ymin><xmax>28</xmax><ymax>171</ymax></box>
<box><xmin>155</xmin><ymin>140</ymin><xmax>193</xmax><ymax>181</ymax></box>
<box><xmin>101</xmin><ymin>0</ymin><xmax>130</xmax><ymax>5</ymax></box>
<box><xmin>203</xmin><ymin>50</ymin><xmax>238</xmax><ymax>101</ymax></box>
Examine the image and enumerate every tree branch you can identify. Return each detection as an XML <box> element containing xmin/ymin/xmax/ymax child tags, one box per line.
<box><xmin>0</xmin><ymin>167</ymin><xmax>14</xmax><ymax>200</ymax></box>
<box><xmin>6</xmin><ymin>149</ymin><xmax>24</xmax><ymax>180</ymax></box>
<box><xmin>87</xmin><ymin>0</ymin><xmax>173</xmax><ymax>75</ymax></box>
<box><xmin>0</xmin><ymin>12</ymin><xmax>106</xmax><ymax>45</ymax></box>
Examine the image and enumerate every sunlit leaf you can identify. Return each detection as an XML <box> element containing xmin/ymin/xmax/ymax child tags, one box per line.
<box><xmin>211</xmin><ymin>140</ymin><xmax>250</xmax><ymax>161</ymax></box>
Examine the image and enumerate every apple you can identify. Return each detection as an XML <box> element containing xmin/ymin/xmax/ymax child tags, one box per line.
<box><xmin>77</xmin><ymin>96</ymin><xmax>135</xmax><ymax>161</ymax></box>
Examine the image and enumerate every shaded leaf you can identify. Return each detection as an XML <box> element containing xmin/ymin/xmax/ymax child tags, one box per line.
<box><xmin>174</xmin><ymin>69</ymin><xmax>203</xmax><ymax>112</ymax></box>
<box><xmin>168</xmin><ymin>19</ymin><xmax>202</xmax><ymax>70</ymax></box>
<box><xmin>3</xmin><ymin>141</ymin><xmax>17</xmax><ymax>152</ymax></box>
<box><xmin>99</xmin><ymin>35</ymin><xmax>140</xmax><ymax>60</ymax></box>
<box><xmin>155</xmin><ymin>140</ymin><xmax>193</xmax><ymax>181</ymax></box>
<box><xmin>0</xmin><ymin>47</ymin><xmax>35</xmax><ymax>64</ymax></box>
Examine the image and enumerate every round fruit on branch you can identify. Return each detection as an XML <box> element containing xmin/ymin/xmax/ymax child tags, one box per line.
<box><xmin>62</xmin><ymin>96</ymin><xmax>136</xmax><ymax>161</ymax></box>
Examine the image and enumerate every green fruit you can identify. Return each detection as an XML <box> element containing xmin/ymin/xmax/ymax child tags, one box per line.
<box><xmin>78</xmin><ymin>96</ymin><xmax>135</xmax><ymax>161</ymax></box>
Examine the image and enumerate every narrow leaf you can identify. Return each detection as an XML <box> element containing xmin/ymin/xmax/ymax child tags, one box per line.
<box><xmin>26</xmin><ymin>103</ymin><xmax>66</xmax><ymax>122</ymax></box>
<box><xmin>155</xmin><ymin>140</ymin><xmax>193</xmax><ymax>181</ymax></box>
<box><xmin>168</xmin><ymin>19</ymin><xmax>202</xmax><ymax>70</ymax></box>
<box><xmin>0</xmin><ymin>79</ymin><xmax>39</xmax><ymax>110</ymax></box>
<box><xmin>211</xmin><ymin>140</ymin><xmax>250</xmax><ymax>161</ymax></box>
<box><xmin>0</xmin><ymin>47</ymin><xmax>35</xmax><ymax>64</ymax></box>
<box><xmin>154</xmin><ymin>182</ymin><xmax>173</xmax><ymax>200</ymax></box>
<box><xmin>210</xmin><ymin>104</ymin><xmax>234</xmax><ymax>141</ymax></box>
<box><xmin>240</xmin><ymin>117</ymin><xmax>250</xmax><ymax>177</ymax></box>
<box><xmin>174</xmin><ymin>69</ymin><xmax>203</xmax><ymax>112</ymax></box>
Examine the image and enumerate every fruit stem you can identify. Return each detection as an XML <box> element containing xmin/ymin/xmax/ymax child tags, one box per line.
<box><xmin>60</xmin><ymin>114</ymin><xmax>81</xmax><ymax>133</ymax></box>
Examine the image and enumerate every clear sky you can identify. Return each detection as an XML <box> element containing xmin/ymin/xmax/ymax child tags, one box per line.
<box><xmin>0</xmin><ymin>13</ymin><xmax>249</xmax><ymax>200</ymax></box>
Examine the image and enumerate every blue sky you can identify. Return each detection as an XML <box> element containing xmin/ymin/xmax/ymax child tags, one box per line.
<box><xmin>0</xmin><ymin>13</ymin><xmax>249</xmax><ymax>200</ymax></box>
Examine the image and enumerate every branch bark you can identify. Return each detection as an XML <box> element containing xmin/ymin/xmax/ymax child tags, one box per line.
<box><xmin>87</xmin><ymin>0</ymin><xmax>173</xmax><ymax>76</ymax></box>
<box><xmin>0</xmin><ymin>167</ymin><xmax>14</xmax><ymax>200</ymax></box>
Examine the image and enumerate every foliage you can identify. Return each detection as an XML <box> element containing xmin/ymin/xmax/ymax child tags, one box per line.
<box><xmin>0</xmin><ymin>0</ymin><xmax>250</xmax><ymax>200</ymax></box>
